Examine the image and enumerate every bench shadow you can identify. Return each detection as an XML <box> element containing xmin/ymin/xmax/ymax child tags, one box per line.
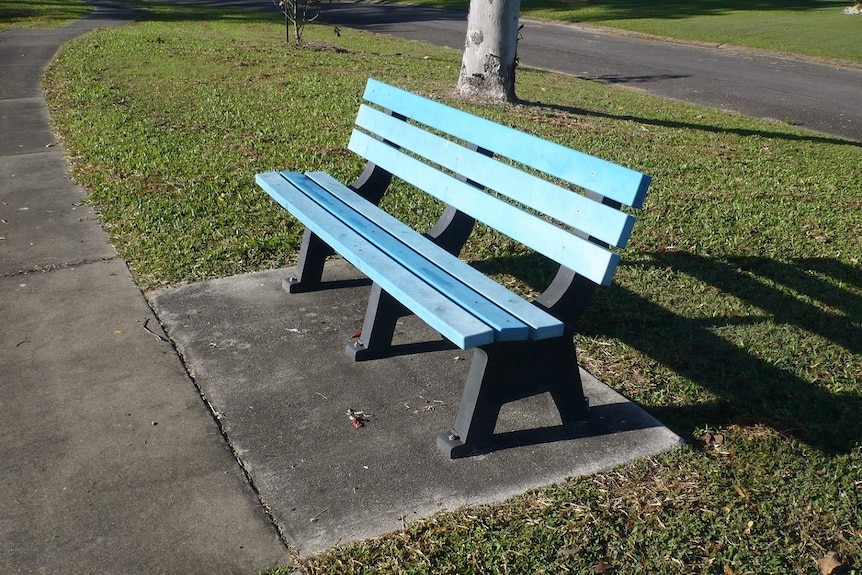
<box><xmin>517</xmin><ymin>98</ymin><xmax>862</xmax><ymax>147</ymax></box>
<box><xmin>475</xmin><ymin>251</ymin><xmax>862</xmax><ymax>454</ymax></box>
<box><xmin>468</xmin><ymin>400</ymin><xmax>667</xmax><ymax>456</ymax></box>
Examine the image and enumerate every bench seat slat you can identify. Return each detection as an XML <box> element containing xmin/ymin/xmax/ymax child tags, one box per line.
<box><xmin>363</xmin><ymin>78</ymin><xmax>651</xmax><ymax>208</ymax></box>
<box><xmin>349</xmin><ymin>130</ymin><xmax>621</xmax><ymax>287</ymax></box>
<box><xmin>282</xmin><ymin>173</ymin><xmax>537</xmax><ymax>341</ymax></box>
<box><xmin>304</xmin><ymin>171</ymin><xmax>565</xmax><ymax>340</ymax></box>
<box><xmin>256</xmin><ymin>171</ymin><xmax>496</xmax><ymax>349</ymax></box>
<box><xmin>355</xmin><ymin>105</ymin><xmax>636</xmax><ymax>248</ymax></box>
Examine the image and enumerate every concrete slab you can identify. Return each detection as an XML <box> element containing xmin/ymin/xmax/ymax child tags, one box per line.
<box><xmin>149</xmin><ymin>260</ymin><xmax>683</xmax><ymax>556</ymax></box>
<box><xmin>0</xmin><ymin>150</ymin><xmax>116</xmax><ymax>274</ymax></box>
<box><xmin>0</xmin><ymin>33</ymin><xmax>63</xmax><ymax>99</ymax></box>
<box><xmin>0</xmin><ymin>259</ymin><xmax>288</xmax><ymax>573</ymax></box>
<box><xmin>0</xmin><ymin>96</ymin><xmax>56</xmax><ymax>156</ymax></box>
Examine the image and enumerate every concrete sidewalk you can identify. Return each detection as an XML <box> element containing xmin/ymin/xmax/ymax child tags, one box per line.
<box><xmin>0</xmin><ymin>3</ymin><xmax>288</xmax><ymax>573</ymax></box>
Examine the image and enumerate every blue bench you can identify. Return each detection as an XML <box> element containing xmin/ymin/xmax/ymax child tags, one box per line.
<box><xmin>256</xmin><ymin>78</ymin><xmax>651</xmax><ymax>458</ymax></box>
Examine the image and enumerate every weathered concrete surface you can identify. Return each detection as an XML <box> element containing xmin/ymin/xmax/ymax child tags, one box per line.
<box><xmin>0</xmin><ymin>4</ymin><xmax>288</xmax><ymax>572</ymax></box>
<box><xmin>150</xmin><ymin>261</ymin><xmax>683</xmax><ymax>556</ymax></box>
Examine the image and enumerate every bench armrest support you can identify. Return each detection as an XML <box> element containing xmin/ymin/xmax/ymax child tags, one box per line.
<box><xmin>535</xmin><ymin>267</ymin><xmax>599</xmax><ymax>334</ymax></box>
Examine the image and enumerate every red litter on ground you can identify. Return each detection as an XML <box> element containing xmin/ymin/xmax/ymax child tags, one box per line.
<box><xmin>346</xmin><ymin>408</ymin><xmax>367</xmax><ymax>429</ymax></box>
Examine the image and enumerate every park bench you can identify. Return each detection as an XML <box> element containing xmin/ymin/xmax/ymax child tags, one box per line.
<box><xmin>255</xmin><ymin>78</ymin><xmax>651</xmax><ymax>458</ymax></box>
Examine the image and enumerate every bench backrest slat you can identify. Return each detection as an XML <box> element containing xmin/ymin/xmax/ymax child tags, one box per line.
<box><xmin>349</xmin><ymin>130</ymin><xmax>621</xmax><ymax>286</ymax></box>
<box><xmin>354</xmin><ymin>104</ymin><xmax>635</xmax><ymax>248</ymax></box>
<box><xmin>362</xmin><ymin>78</ymin><xmax>651</xmax><ymax>209</ymax></box>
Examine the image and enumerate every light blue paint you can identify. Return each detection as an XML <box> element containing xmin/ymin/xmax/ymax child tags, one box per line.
<box><xmin>349</xmin><ymin>131</ymin><xmax>620</xmax><ymax>287</ymax></box>
<box><xmin>305</xmin><ymin>171</ymin><xmax>565</xmax><ymax>340</ymax></box>
<box><xmin>363</xmin><ymin>79</ymin><xmax>651</xmax><ymax>208</ymax></box>
<box><xmin>355</xmin><ymin>105</ymin><xmax>636</xmax><ymax>248</ymax></box>
<box><xmin>256</xmin><ymin>171</ymin><xmax>494</xmax><ymax>349</ymax></box>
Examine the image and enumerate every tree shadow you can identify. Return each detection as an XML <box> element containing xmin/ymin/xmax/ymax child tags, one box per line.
<box><xmin>316</xmin><ymin>2</ymin><xmax>467</xmax><ymax>26</ymax></box>
<box><xmin>124</xmin><ymin>0</ymin><xmax>466</xmax><ymax>25</ymax></box>
<box><xmin>474</xmin><ymin>251</ymin><xmax>862</xmax><ymax>454</ymax></box>
<box><xmin>122</xmin><ymin>0</ymin><xmax>278</xmax><ymax>24</ymax></box>
<box><xmin>0</xmin><ymin>0</ymin><xmax>88</xmax><ymax>22</ymax></box>
<box><xmin>522</xmin><ymin>0</ymin><xmax>849</xmax><ymax>21</ymax></box>
<box><xmin>516</xmin><ymin>98</ymin><xmax>862</xmax><ymax>148</ymax></box>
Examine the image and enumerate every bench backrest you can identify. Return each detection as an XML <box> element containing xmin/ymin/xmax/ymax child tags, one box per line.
<box><xmin>348</xmin><ymin>79</ymin><xmax>651</xmax><ymax>287</ymax></box>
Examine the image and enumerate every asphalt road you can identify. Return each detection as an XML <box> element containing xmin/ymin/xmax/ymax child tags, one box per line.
<box><xmin>316</xmin><ymin>2</ymin><xmax>862</xmax><ymax>143</ymax></box>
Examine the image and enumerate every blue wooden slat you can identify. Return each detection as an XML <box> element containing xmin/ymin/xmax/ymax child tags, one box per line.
<box><xmin>280</xmin><ymin>173</ymin><xmax>533</xmax><ymax>342</ymax></box>
<box><xmin>363</xmin><ymin>78</ymin><xmax>651</xmax><ymax>208</ymax></box>
<box><xmin>304</xmin><ymin>171</ymin><xmax>565</xmax><ymax>340</ymax></box>
<box><xmin>355</xmin><ymin>104</ymin><xmax>636</xmax><ymax>248</ymax></box>
<box><xmin>256</xmin><ymin>171</ymin><xmax>494</xmax><ymax>349</ymax></box>
<box><xmin>348</xmin><ymin>130</ymin><xmax>621</xmax><ymax>286</ymax></box>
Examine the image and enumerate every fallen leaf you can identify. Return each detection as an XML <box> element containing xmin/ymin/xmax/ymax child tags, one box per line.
<box><xmin>723</xmin><ymin>565</ymin><xmax>740</xmax><ymax>575</ymax></box>
<box><xmin>594</xmin><ymin>559</ymin><xmax>613</xmax><ymax>574</ymax></box>
<box><xmin>817</xmin><ymin>551</ymin><xmax>845</xmax><ymax>575</ymax></box>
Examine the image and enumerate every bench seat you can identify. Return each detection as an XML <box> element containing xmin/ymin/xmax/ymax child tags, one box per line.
<box><xmin>256</xmin><ymin>170</ymin><xmax>565</xmax><ymax>349</ymax></box>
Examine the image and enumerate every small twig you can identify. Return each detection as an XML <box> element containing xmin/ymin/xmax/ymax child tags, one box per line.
<box><xmin>142</xmin><ymin>318</ymin><xmax>170</xmax><ymax>342</ymax></box>
<box><xmin>309</xmin><ymin>506</ymin><xmax>331</xmax><ymax>523</ymax></box>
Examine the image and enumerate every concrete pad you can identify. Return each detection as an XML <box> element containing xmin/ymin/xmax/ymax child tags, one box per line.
<box><xmin>150</xmin><ymin>260</ymin><xmax>683</xmax><ymax>556</ymax></box>
<box><xmin>0</xmin><ymin>150</ymin><xmax>116</xmax><ymax>274</ymax></box>
<box><xmin>0</xmin><ymin>259</ymin><xmax>288</xmax><ymax>573</ymax></box>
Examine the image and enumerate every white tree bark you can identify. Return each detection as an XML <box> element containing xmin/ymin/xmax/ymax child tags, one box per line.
<box><xmin>456</xmin><ymin>0</ymin><xmax>521</xmax><ymax>101</ymax></box>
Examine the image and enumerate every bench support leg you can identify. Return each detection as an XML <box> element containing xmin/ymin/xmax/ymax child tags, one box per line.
<box><xmin>283</xmin><ymin>228</ymin><xmax>335</xmax><ymax>294</ymax></box>
<box><xmin>347</xmin><ymin>283</ymin><xmax>411</xmax><ymax>361</ymax></box>
<box><xmin>437</xmin><ymin>337</ymin><xmax>589</xmax><ymax>458</ymax></box>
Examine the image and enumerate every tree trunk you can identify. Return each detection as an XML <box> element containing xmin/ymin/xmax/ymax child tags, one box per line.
<box><xmin>457</xmin><ymin>0</ymin><xmax>521</xmax><ymax>102</ymax></box>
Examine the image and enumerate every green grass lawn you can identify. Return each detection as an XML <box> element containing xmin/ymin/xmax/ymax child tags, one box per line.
<box><xmin>39</xmin><ymin>2</ymin><xmax>862</xmax><ymax>574</ymax></box>
<box><xmin>403</xmin><ymin>0</ymin><xmax>862</xmax><ymax>64</ymax></box>
<box><xmin>0</xmin><ymin>0</ymin><xmax>91</xmax><ymax>30</ymax></box>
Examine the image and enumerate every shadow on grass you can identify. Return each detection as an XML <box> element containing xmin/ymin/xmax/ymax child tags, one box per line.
<box><xmin>0</xmin><ymin>0</ymin><xmax>91</xmax><ymax>23</ymax></box>
<box><xmin>476</xmin><ymin>251</ymin><xmax>862</xmax><ymax>454</ymax></box>
<box><xmin>109</xmin><ymin>0</ymin><xmax>277</xmax><ymax>25</ymax></box>
<box><xmin>127</xmin><ymin>0</ymin><xmax>465</xmax><ymax>25</ymax></box>
<box><xmin>521</xmin><ymin>0</ymin><xmax>848</xmax><ymax>21</ymax></box>
<box><xmin>517</xmin><ymin>98</ymin><xmax>862</xmax><ymax>148</ymax></box>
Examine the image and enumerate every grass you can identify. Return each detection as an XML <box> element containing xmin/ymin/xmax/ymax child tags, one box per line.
<box><xmin>0</xmin><ymin>0</ymin><xmax>91</xmax><ymax>30</ymax></box>
<box><xmin>401</xmin><ymin>0</ymin><xmax>862</xmax><ymax>64</ymax></box>
<box><xmin>38</xmin><ymin>1</ymin><xmax>862</xmax><ymax>574</ymax></box>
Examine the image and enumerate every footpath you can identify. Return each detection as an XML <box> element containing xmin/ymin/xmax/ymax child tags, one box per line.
<box><xmin>0</xmin><ymin>3</ymin><xmax>288</xmax><ymax>573</ymax></box>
